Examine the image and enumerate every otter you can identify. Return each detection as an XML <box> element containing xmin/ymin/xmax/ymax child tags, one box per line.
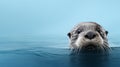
<box><xmin>67</xmin><ymin>22</ymin><xmax>110</xmax><ymax>54</ymax></box>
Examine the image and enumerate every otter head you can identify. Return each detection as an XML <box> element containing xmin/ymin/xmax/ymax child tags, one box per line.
<box><xmin>67</xmin><ymin>22</ymin><xmax>110</xmax><ymax>54</ymax></box>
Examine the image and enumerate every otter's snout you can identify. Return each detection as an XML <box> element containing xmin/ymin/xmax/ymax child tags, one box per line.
<box><xmin>85</xmin><ymin>31</ymin><xmax>96</xmax><ymax>39</ymax></box>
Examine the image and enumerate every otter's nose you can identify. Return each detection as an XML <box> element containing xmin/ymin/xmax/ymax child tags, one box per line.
<box><xmin>85</xmin><ymin>31</ymin><xmax>96</xmax><ymax>39</ymax></box>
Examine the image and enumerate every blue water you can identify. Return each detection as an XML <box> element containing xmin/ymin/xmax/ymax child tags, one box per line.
<box><xmin>0</xmin><ymin>36</ymin><xmax>119</xmax><ymax>67</ymax></box>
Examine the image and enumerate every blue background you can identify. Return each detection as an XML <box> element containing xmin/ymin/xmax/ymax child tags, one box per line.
<box><xmin>0</xmin><ymin>0</ymin><xmax>119</xmax><ymax>38</ymax></box>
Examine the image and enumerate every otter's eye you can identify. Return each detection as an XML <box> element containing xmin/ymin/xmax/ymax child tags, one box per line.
<box><xmin>96</xmin><ymin>28</ymin><xmax>101</xmax><ymax>34</ymax></box>
<box><xmin>76</xmin><ymin>30</ymin><xmax>82</xmax><ymax>34</ymax></box>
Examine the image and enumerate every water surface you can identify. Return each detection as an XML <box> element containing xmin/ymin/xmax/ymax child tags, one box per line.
<box><xmin>0</xmin><ymin>36</ymin><xmax>120</xmax><ymax>67</ymax></box>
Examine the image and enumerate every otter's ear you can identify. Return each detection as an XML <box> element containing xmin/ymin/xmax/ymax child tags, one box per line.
<box><xmin>67</xmin><ymin>32</ymin><xmax>71</xmax><ymax>38</ymax></box>
<box><xmin>105</xmin><ymin>31</ymin><xmax>108</xmax><ymax>35</ymax></box>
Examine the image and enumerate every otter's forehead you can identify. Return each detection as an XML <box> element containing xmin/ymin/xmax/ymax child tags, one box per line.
<box><xmin>79</xmin><ymin>22</ymin><xmax>97</xmax><ymax>26</ymax></box>
<box><xmin>73</xmin><ymin>22</ymin><xmax>99</xmax><ymax>31</ymax></box>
